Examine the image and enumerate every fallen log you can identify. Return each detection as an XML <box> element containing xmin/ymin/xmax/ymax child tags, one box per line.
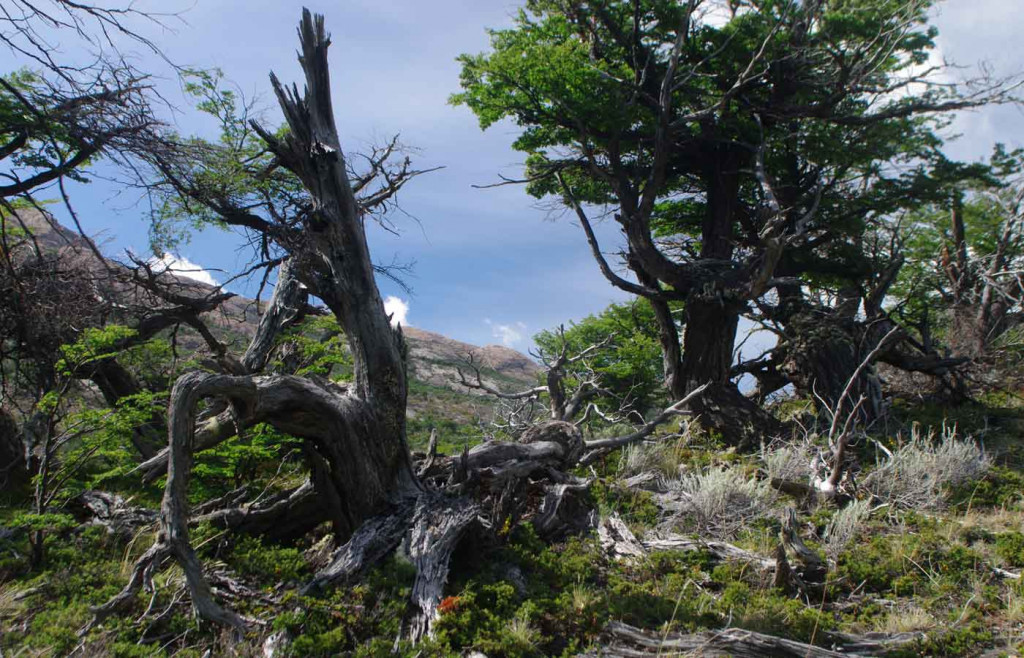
<box><xmin>580</xmin><ymin>621</ymin><xmax>928</xmax><ymax>657</ymax></box>
<box><xmin>597</xmin><ymin>516</ymin><xmax>776</xmax><ymax>571</ymax></box>
<box><xmin>579</xmin><ymin>621</ymin><xmax>852</xmax><ymax>657</ymax></box>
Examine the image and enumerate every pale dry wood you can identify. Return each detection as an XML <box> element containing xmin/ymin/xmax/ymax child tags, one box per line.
<box><xmin>580</xmin><ymin>621</ymin><xmax>854</xmax><ymax>657</ymax></box>
<box><xmin>406</xmin><ymin>494</ymin><xmax>480</xmax><ymax>640</ymax></box>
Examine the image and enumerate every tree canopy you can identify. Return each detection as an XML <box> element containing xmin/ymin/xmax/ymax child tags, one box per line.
<box><xmin>453</xmin><ymin>0</ymin><xmax>1018</xmax><ymax>437</ymax></box>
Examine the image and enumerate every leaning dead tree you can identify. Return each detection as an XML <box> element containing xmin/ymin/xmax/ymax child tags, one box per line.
<box><xmin>92</xmin><ymin>11</ymin><xmax>720</xmax><ymax>639</ymax></box>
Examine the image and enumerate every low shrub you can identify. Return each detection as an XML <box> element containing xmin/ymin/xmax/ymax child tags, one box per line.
<box><xmin>862</xmin><ymin>425</ymin><xmax>989</xmax><ymax>510</ymax></box>
<box><xmin>665</xmin><ymin>466</ymin><xmax>777</xmax><ymax>537</ymax></box>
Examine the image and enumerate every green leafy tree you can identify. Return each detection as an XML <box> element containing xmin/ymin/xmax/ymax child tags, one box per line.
<box><xmin>454</xmin><ymin>0</ymin><xmax>1017</xmax><ymax>441</ymax></box>
<box><xmin>533</xmin><ymin>299</ymin><xmax>665</xmax><ymax>418</ymax></box>
<box><xmin>892</xmin><ymin>146</ymin><xmax>1024</xmax><ymax>356</ymax></box>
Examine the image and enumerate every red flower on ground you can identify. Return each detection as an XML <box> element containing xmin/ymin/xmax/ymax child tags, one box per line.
<box><xmin>438</xmin><ymin>595</ymin><xmax>461</xmax><ymax>615</ymax></box>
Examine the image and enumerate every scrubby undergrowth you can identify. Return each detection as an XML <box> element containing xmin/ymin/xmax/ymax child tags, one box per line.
<box><xmin>4</xmin><ymin>393</ymin><xmax>1024</xmax><ymax>657</ymax></box>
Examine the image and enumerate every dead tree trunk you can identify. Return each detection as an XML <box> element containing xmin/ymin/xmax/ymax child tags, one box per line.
<box><xmin>241</xmin><ymin>257</ymin><xmax>308</xmax><ymax>374</ymax></box>
<box><xmin>97</xmin><ymin>11</ymin><xmax>422</xmax><ymax>629</ymax></box>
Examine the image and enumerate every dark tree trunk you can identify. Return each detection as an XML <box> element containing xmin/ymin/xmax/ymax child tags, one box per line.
<box><xmin>0</xmin><ymin>408</ymin><xmax>27</xmax><ymax>496</ymax></box>
<box><xmin>681</xmin><ymin>148</ymin><xmax>743</xmax><ymax>394</ymax></box>
<box><xmin>780</xmin><ymin>314</ymin><xmax>883</xmax><ymax>425</ymax></box>
<box><xmin>680</xmin><ymin>297</ymin><xmax>740</xmax><ymax>393</ymax></box>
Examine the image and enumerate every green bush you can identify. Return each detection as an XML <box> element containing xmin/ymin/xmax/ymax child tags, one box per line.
<box><xmin>229</xmin><ymin>536</ymin><xmax>310</xmax><ymax>582</ymax></box>
<box><xmin>995</xmin><ymin>532</ymin><xmax>1024</xmax><ymax>567</ymax></box>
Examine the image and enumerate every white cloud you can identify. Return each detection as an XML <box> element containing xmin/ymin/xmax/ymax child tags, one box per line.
<box><xmin>147</xmin><ymin>253</ymin><xmax>219</xmax><ymax>287</ymax></box>
<box><xmin>700</xmin><ymin>3</ymin><xmax>734</xmax><ymax>28</ymax></box>
<box><xmin>883</xmin><ymin>43</ymin><xmax>949</xmax><ymax>103</ymax></box>
<box><xmin>491</xmin><ymin>322</ymin><xmax>524</xmax><ymax>347</ymax></box>
<box><xmin>384</xmin><ymin>295</ymin><xmax>409</xmax><ymax>327</ymax></box>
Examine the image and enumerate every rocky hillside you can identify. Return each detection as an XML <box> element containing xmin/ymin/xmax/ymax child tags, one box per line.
<box><xmin>10</xmin><ymin>208</ymin><xmax>541</xmax><ymax>435</ymax></box>
<box><xmin>404</xmin><ymin>326</ymin><xmax>538</xmax><ymax>392</ymax></box>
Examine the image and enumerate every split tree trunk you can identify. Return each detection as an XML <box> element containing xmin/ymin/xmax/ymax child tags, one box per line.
<box><xmin>241</xmin><ymin>257</ymin><xmax>307</xmax><ymax>374</ymax></box>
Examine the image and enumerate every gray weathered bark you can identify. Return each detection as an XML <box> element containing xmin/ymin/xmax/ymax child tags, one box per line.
<box><xmin>241</xmin><ymin>258</ymin><xmax>308</xmax><ymax>374</ymax></box>
<box><xmin>98</xmin><ymin>12</ymin><xmax>421</xmax><ymax>630</ymax></box>
<box><xmin>580</xmin><ymin>620</ymin><xmax>926</xmax><ymax>657</ymax></box>
<box><xmin>580</xmin><ymin>621</ymin><xmax>867</xmax><ymax>657</ymax></box>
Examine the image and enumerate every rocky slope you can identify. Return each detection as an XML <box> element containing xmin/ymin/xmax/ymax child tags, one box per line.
<box><xmin>11</xmin><ymin>208</ymin><xmax>541</xmax><ymax>429</ymax></box>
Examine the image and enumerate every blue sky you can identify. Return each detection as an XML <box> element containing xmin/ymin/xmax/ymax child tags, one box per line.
<box><xmin>3</xmin><ymin>0</ymin><xmax>1022</xmax><ymax>353</ymax></box>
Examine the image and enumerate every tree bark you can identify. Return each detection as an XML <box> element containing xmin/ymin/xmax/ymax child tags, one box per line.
<box><xmin>780</xmin><ymin>314</ymin><xmax>883</xmax><ymax>426</ymax></box>
<box><xmin>680</xmin><ymin>297</ymin><xmax>740</xmax><ymax>394</ymax></box>
<box><xmin>679</xmin><ymin>148</ymin><xmax>744</xmax><ymax>392</ymax></box>
<box><xmin>0</xmin><ymin>408</ymin><xmax>27</xmax><ymax>496</ymax></box>
<box><xmin>241</xmin><ymin>258</ymin><xmax>308</xmax><ymax>374</ymax></box>
<box><xmin>580</xmin><ymin>621</ymin><xmax>886</xmax><ymax>658</ymax></box>
<box><xmin>195</xmin><ymin>480</ymin><xmax>326</xmax><ymax>543</ymax></box>
<box><xmin>101</xmin><ymin>14</ymin><xmax>423</xmax><ymax>629</ymax></box>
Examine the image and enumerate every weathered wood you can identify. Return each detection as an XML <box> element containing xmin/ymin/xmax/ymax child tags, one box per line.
<box><xmin>772</xmin><ymin>542</ymin><xmax>798</xmax><ymax>593</ymax></box>
<box><xmin>104</xmin><ymin>364</ymin><xmax>421</xmax><ymax>629</ymax></box>
<box><xmin>581</xmin><ymin>384</ymin><xmax>709</xmax><ymax>456</ymax></box>
<box><xmin>70</xmin><ymin>491</ymin><xmax>158</xmax><ymax>539</ymax></box>
<box><xmin>87</xmin><ymin>541</ymin><xmax>173</xmax><ymax>632</ymax></box>
<box><xmin>621</xmin><ymin>471</ymin><xmax>668</xmax><ymax>493</ymax></box>
<box><xmin>642</xmin><ymin>535</ymin><xmax>777</xmax><ymax>571</ymax></box>
<box><xmin>597</xmin><ymin>515</ymin><xmax>646</xmax><ymax>562</ymax></box>
<box><xmin>780</xmin><ymin>507</ymin><xmax>826</xmax><ymax>584</ymax></box>
<box><xmin>580</xmin><ymin>621</ymin><xmax>853</xmax><ymax>657</ymax></box>
<box><xmin>584</xmin><ymin>622</ymin><xmax>924</xmax><ymax>657</ymax></box>
<box><xmin>141</xmin><ymin>373</ymin><xmax>418</xmax><ymax>536</ymax></box>
<box><xmin>302</xmin><ymin>492</ymin><xmax>480</xmax><ymax>640</ymax></box>
<box><xmin>194</xmin><ymin>480</ymin><xmax>326</xmax><ymax>542</ymax></box>
<box><xmin>158</xmin><ymin>372</ymin><xmax>256</xmax><ymax>629</ymax></box>
<box><xmin>406</xmin><ymin>494</ymin><xmax>480</xmax><ymax>640</ymax></box>
<box><xmin>250</xmin><ymin>7</ymin><xmax>421</xmax><ymax>536</ymax></box>
<box><xmin>534</xmin><ymin>479</ymin><xmax>595</xmax><ymax>540</ymax></box>
<box><xmin>827</xmin><ymin>630</ymin><xmax>927</xmax><ymax>654</ymax></box>
<box><xmin>303</xmin><ymin>504</ymin><xmax>416</xmax><ymax>596</ymax></box>
<box><xmin>417</xmin><ymin>428</ymin><xmax>439</xmax><ymax>480</ymax></box>
<box><xmin>598</xmin><ymin>516</ymin><xmax>776</xmax><ymax>571</ymax></box>
<box><xmin>241</xmin><ymin>258</ymin><xmax>307</xmax><ymax>374</ymax></box>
